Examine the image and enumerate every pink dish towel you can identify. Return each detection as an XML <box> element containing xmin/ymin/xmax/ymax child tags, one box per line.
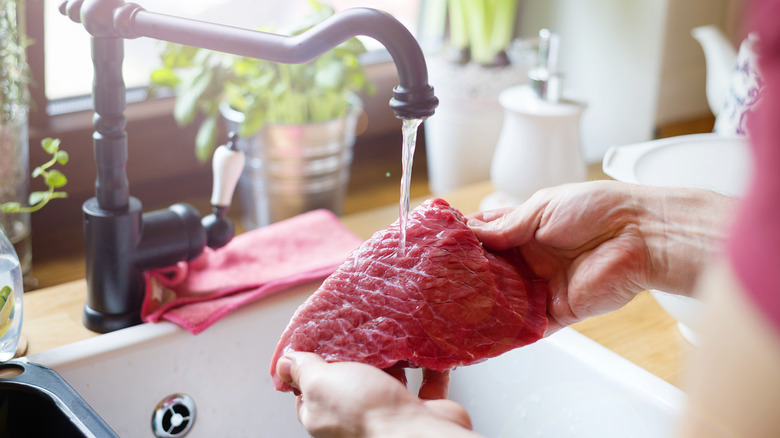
<box><xmin>141</xmin><ymin>209</ymin><xmax>363</xmax><ymax>334</ymax></box>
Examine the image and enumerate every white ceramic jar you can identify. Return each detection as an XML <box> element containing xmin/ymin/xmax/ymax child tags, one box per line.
<box><xmin>482</xmin><ymin>85</ymin><xmax>586</xmax><ymax>210</ymax></box>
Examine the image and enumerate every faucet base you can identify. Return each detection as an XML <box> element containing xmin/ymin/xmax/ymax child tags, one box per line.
<box><xmin>82</xmin><ymin>197</ymin><xmax>145</xmax><ymax>334</ymax></box>
<box><xmin>83</xmin><ymin>304</ymin><xmax>143</xmax><ymax>334</ymax></box>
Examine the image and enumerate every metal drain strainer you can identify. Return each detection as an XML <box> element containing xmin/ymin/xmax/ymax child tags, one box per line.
<box><xmin>152</xmin><ymin>393</ymin><xmax>196</xmax><ymax>437</ymax></box>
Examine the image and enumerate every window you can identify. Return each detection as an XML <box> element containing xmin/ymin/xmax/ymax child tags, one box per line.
<box><xmin>42</xmin><ymin>0</ymin><xmax>424</xmax><ymax>113</ymax></box>
<box><xmin>24</xmin><ymin>0</ymin><xmax>433</xmax><ymax>238</ymax></box>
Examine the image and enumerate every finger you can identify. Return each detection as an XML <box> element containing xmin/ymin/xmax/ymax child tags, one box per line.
<box><xmin>423</xmin><ymin>399</ymin><xmax>474</xmax><ymax>430</ymax></box>
<box><xmin>418</xmin><ymin>368</ymin><xmax>450</xmax><ymax>400</ymax></box>
<box><xmin>468</xmin><ymin>205</ymin><xmax>543</xmax><ymax>251</ymax></box>
<box><xmin>277</xmin><ymin>352</ymin><xmax>326</xmax><ymax>392</ymax></box>
<box><xmin>546</xmin><ymin>278</ymin><xmax>581</xmax><ymax>329</ymax></box>
<box><xmin>276</xmin><ymin>356</ymin><xmax>295</xmax><ymax>388</ymax></box>
<box><xmin>294</xmin><ymin>393</ymin><xmax>305</xmax><ymax>421</ymax></box>
<box><xmin>466</xmin><ymin>207</ymin><xmax>514</xmax><ymax>224</ymax></box>
<box><xmin>543</xmin><ymin>316</ymin><xmax>565</xmax><ymax>337</ymax></box>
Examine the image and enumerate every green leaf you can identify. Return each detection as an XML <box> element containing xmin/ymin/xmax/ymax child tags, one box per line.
<box><xmin>28</xmin><ymin>191</ymin><xmax>49</xmax><ymax>206</ymax></box>
<box><xmin>44</xmin><ymin>170</ymin><xmax>68</xmax><ymax>189</ymax></box>
<box><xmin>239</xmin><ymin>108</ymin><xmax>265</xmax><ymax>138</ymax></box>
<box><xmin>0</xmin><ymin>203</ymin><xmax>21</xmax><ymax>213</ymax></box>
<box><xmin>41</xmin><ymin>137</ymin><xmax>60</xmax><ymax>155</ymax></box>
<box><xmin>150</xmin><ymin>68</ymin><xmax>181</xmax><ymax>88</ymax></box>
<box><xmin>158</xmin><ymin>43</ymin><xmax>200</xmax><ymax>69</ymax></box>
<box><xmin>336</xmin><ymin>37</ymin><xmax>367</xmax><ymax>56</ymax></box>
<box><xmin>232</xmin><ymin>57</ymin><xmax>260</xmax><ymax>77</ymax></box>
<box><xmin>314</xmin><ymin>61</ymin><xmax>344</xmax><ymax>90</ymax></box>
<box><xmin>31</xmin><ymin>166</ymin><xmax>43</xmax><ymax>178</ymax></box>
<box><xmin>447</xmin><ymin>0</ymin><xmax>470</xmax><ymax>50</ymax></box>
<box><xmin>173</xmin><ymin>68</ymin><xmax>215</xmax><ymax>125</ymax></box>
<box><xmin>195</xmin><ymin>115</ymin><xmax>218</xmax><ymax>163</ymax></box>
<box><xmin>224</xmin><ymin>82</ymin><xmax>252</xmax><ymax>113</ymax></box>
<box><xmin>55</xmin><ymin>150</ymin><xmax>69</xmax><ymax>165</ymax></box>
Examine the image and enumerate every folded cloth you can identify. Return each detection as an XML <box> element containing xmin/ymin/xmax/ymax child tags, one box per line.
<box><xmin>142</xmin><ymin>209</ymin><xmax>363</xmax><ymax>334</ymax></box>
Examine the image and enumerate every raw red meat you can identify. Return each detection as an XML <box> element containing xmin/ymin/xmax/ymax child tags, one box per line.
<box><xmin>270</xmin><ymin>198</ymin><xmax>547</xmax><ymax>392</ymax></box>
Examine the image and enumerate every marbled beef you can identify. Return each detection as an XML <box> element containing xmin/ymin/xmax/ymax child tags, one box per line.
<box><xmin>270</xmin><ymin>198</ymin><xmax>547</xmax><ymax>392</ymax></box>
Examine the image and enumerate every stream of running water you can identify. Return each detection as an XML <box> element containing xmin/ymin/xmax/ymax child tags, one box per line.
<box><xmin>398</xmin><ymin>118</ymin><xmax>423</xmax><ymax>257</ymax></box>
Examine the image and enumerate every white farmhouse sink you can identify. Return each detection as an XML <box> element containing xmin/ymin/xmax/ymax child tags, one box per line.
<box><xmin>29</xmin><ymin>281</ymin><xmax>684</xmax><ymax>437</ymax></box>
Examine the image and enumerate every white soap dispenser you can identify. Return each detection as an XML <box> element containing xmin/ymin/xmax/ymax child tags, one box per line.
<box><xmin>481</xmin><ymin>30</ymin><xmax>587</xmax><ymax>211</ymax></box>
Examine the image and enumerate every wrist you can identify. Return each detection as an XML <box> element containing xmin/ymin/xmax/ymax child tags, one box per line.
<box><xmin>635</xmin><ymin>185</ymin><xmax>735</xmax><ymax>295</ymax></box>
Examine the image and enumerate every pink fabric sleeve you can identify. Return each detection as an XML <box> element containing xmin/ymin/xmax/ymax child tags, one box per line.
<box><xmin>727</xmin><ymin>0</ymin><xmax>780</xmax><ymax>333</ymax></box>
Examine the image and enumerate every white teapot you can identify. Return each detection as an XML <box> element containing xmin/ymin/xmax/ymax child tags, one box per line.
<box><xmin>692</xmin><ymin>25</ymin><xmax>762</xmax><ymax>136</ymax></box>
<box><xmin>691</xmin><ymin>25</ymin><xmax>737</xmax><ymax>116</ymax></box>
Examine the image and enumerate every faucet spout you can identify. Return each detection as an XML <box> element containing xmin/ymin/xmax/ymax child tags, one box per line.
<box><xmin>140</xmin><ymin>7</ymin><xmax>439</xmax><ymax>118</ymax></box>
<box><xmin>62</xmin><ymin>1</ymin><xmax>438</xmax><ymax>119</ymax></box>
<box><xmin>301</xmin><ymin>8</ymin><xmax>439</xmax><ymax>119</ymax></box>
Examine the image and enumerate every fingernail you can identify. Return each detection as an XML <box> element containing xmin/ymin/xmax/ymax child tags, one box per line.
<box><xmin>277</xmin><ymin>356</ymin><xmax>293</xmax><ymax>384</ymax></box>
<box><xmin>467</xmin><ymin>218</ymin><xmax>486</xmax><ymax>228</ymax></box>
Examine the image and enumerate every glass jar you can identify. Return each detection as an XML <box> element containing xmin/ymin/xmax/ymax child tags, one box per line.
<box><xmin>0</xmin><ymin>108</ymin><xmax>32</xmax><ymax>277</ymax></box>
<box><xmin>0</xmin><ymin>227</ymin><xmax>23</xmax><ymax>361</ymax></box>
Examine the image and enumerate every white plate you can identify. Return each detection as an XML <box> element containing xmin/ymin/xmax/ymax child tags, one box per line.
<box><xmin>602</xmin><ymin>133</ymin><xmax>751</xmax><ymax>197</ymax></box>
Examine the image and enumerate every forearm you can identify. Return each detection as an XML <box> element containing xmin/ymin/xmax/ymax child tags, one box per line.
<box><xmin>633</xmin><ymin>185</ymin><xmax>737</xmax><ymax>295</ymax></box>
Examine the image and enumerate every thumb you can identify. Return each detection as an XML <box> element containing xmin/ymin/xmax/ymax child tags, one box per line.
<box><xmin>468</xmin><ymin>207</ymin><xmax>538</xmax><ymax>251</ymax></box>
<box><xmin>423</xmin><ymin>399</ymin><xmax>474</xmax><ymax>431</ymax></box>
<box><xmin>276</xmin><ymin>352</ymin><xmax>326</xmax><ymax>392</ymax></box>
<box><xmin>418</xmin><ymin>368</ymin><xmax>450</xmax><ymax>400</ymax></box>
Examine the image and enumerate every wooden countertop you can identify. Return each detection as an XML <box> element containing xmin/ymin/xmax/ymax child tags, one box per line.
<box><xmin>20</xmin><ymin>177</ymin><xmax>689</xmax><ymax>390</ymax></box>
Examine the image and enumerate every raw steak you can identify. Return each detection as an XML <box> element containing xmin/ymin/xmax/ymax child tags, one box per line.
<box><xmin>270</xmin><ymin>198</ymin><xmax>547</xmax><ymax>392</ymax></box>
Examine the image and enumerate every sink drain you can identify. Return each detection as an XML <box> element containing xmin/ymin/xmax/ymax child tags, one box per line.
<box><xmin>152</xmin><ymin>393</ymin><xmax>196</xmax><ymax>438</ymax></box>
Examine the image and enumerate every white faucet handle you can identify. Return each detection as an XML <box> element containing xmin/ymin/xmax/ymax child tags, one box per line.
<box><xmin>210</xmin><ymin>134</ymin><xmax>245</xmax><ymax>208</ymax></box>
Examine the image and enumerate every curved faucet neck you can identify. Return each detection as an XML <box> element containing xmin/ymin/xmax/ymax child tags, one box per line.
<box><xmin>62</xmin><ymin>0</ymin><xmax>438</xmax><ymax>118</ymax></box>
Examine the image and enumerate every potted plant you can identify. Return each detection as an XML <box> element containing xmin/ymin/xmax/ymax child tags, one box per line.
<box><xmin>444</xmin><ymin>0</ymin><xmax>520</xmax><ymax>66</ymax></box>
<box><xmin>0</xmin><ymin>0</ymin><xmax>32</xmax><ymax>273</ymax></box>
<box><xmin>150</xmin><ymin>1</ymin><xmax>374</xmax><ymax>228</ymax></box>
<box><xmin>0</xmin><ymin>137</ymin><xmax>68</xmax><ymax>361</ymax></box>
<box><xmin>423</xmin><ymin>0</ymin><xmax>528</xmax><ymax>195</ymax></box>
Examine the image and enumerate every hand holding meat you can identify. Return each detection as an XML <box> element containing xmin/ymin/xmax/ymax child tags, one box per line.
<box><xmin>468</xmin><ymin>180</ymin><xmax>735</xmax><ymax>333</ymax></box>
<box><xmin>275</xmin><ymin>352</ymin><xmax>477</xmax><ymax>438</ymax></box>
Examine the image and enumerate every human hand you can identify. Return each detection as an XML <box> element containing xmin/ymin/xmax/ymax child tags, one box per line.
<box><xmin>276</xmin><ymin>352</ymin><xmax>478</xmax><ymax>438</ymax></box>
<box><xmin>468</xmin><ymin>181</ymin><xmax>733</xmax><ymax>333</ymax></box>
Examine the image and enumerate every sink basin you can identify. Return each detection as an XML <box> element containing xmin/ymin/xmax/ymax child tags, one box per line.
<box><xmin>0</xmin><ymin>360</ymin><xmax>117</xmax><ymax>437</ymax></box>
<box><xmin>29</xmin><ymin>281</ymin><xmax>684</xmax><ymax>437</ymax></box>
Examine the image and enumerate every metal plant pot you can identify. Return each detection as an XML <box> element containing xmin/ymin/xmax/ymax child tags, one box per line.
<box><xmin>222</xmin><ymin>100</ymin><xmax>362</xmax><ymax>229</ymax></box>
